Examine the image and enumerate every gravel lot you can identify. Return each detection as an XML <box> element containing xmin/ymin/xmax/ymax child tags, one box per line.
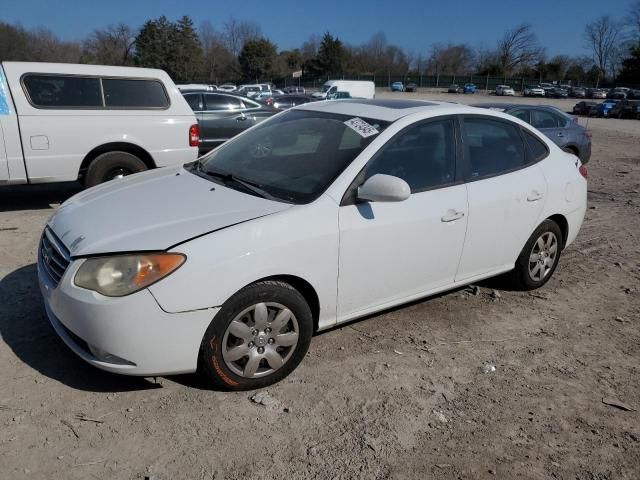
<box><xmin>1</xmin><ymin>90</ymin><xmax>639</xmax><ymax>480</ymax></box>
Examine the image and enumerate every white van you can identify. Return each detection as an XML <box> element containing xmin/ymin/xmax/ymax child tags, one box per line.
<box><xmin>312</xmin><ymin>80</ymin><xmax>375</xmax><ymax>100</ymax></box>
<box><xmin>0</xmin><ymin>62</ymin><xmax>199</xmax><ymax>187</ymax></box>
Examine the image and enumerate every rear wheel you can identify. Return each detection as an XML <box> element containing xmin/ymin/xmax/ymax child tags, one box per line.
<box><xmin>84</xmin><ymin>151</ymin><xmax>147</xmax><ymax>188</ymax></box>
<box><xmin>199</xmin><ymin>281</ymin><xmax>313</xmax><ymax>391</ymax></box>
<box><xmin>507</xmin><ymin>219</ymin><xmax>563</xmax><ymax>291</ymax></box>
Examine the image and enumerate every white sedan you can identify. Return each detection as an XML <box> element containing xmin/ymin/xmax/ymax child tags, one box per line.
<box><xmin>496</xmin><ymin>85</ymin><xmax>516</xmax><ymax>96</ymax></box>
<box><xmin>38</xmin><ymin>99</ymin><xmax>587</xmax><ymax>390</ymax></box>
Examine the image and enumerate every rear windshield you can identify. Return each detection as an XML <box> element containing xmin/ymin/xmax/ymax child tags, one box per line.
<box><xmin>194</xmin><ymin>109</ymin><xmax>390</xmax><ymax>204</ymax></box>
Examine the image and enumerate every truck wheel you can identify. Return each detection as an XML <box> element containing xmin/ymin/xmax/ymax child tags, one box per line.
<box><xmin>85</xmin><ymin>151</ymin><xmax>147</xmax><ymax>187</ymax></box>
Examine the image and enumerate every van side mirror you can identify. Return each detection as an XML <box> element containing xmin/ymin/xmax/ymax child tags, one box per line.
<box><xmin>357</xmin><ymin>174</ymin><xmax>411</xmax><ymax>203</ymax></box>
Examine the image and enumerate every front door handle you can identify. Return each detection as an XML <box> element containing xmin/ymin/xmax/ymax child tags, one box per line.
<box><xmin>441</xmin><ymin>210</ymin><xmax>465</xmax><ymax>222</ymax></box>
<box><xmin>527</xmin><ymin>190</ymin><xmax>544</xmax><ymax>202</ymax></box>
<box><xmin>556</xmin><ymin>132</ymin><xmax>565</xmax><ymax>137</ymax></box>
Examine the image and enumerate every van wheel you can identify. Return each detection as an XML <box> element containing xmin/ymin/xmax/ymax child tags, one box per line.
<box><xmin>507</xmin><ymin>219</ymin><xmax>563</xmax><ymax>291</ymax></box>
<box><xmin>199</xmin><ymin>281</ymin><xmax>313</xmax><ymax>391</ymax></box>
<box><xmin>84</xmin><ymin>151</ymin><xmax>147</xmax><ymax>187</ymax></box>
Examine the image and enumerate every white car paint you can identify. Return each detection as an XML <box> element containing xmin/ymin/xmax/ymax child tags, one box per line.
<box><xmin>312</xmin><ymin>80</ymin><xmax>376</xmax><ymax>100</ymax></box>
<box><xmin>38</xmin><ymin>100</ymin><xmax>587</xmax><ymax>376</ymax></box>
<box><xmin>496</xmin><ymin>85</ymin><xmax>516</xmax><ymax>96</ymax></box>
<box><xmin>0</xmin><ymin>62</ymin><xmax>198</xmax><ymax>185</ymax></box>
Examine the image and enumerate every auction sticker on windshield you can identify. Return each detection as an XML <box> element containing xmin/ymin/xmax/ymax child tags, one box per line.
<box><xmin>344</xmin><ymin>117</ymin><xmax>379</xmax><ymax>138</ymax></box>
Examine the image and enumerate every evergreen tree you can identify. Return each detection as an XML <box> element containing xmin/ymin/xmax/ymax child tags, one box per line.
<box><xmin>238</xmin><ymin>38</ymin><xmax>277</xmax><ymax>81</ymax></box>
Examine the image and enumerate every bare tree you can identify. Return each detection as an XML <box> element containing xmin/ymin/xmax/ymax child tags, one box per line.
<box><xmin>584</xmin><ymin>15</ymin><xmax>623</xmax><ymax>80</ymax></box>
<box><xmin>427</xmin><ymin>43</ymin><xmax>475</xmax><ymax>75</ymax></box>
<box><xmin>222</xmin><ymin>17</ymin><xmax>261</xmax><ymax>58</ymax></box>
<box><xmin>627</xmin><ymin>1</ymin><xmax>640</xmax><ymax>41</ymax></box>
<box><xmin>496</xmin><ymin>24</ymin><xmax>544</xmax><ymax>75</ymax></box>
<box><xmin>82</xmin><ymin>23</ymin><xmax>135</xmax><ymax>65</ymax></box>
<box><xmin>199</xmin><ymin>20</ymin><xmax>237</xmax><ymax>82</ymax></box>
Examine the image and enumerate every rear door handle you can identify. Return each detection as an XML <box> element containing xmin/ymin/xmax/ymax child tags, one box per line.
<box><xmin>235</xmin><ymin>115</ymin><xmax>248</xmax><ymax>121</ymax></box>
<box><xmin>441</xmin><ymin>210</ymin><xmax>465</xmax><ymax>222</ymax></box>
<box><xmin>527</xmin><ymin>191</ymin><xmax>544</xmax><ymax>202</ymax></box>
<box><xmin>556</xmin><ymin>132</ymin><xmax>565</xmax><ymax>137</ymax></box>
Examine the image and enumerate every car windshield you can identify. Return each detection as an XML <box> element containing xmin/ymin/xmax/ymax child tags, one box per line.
<box><xmin>192</xmin><ymin>109</ymin><xmax>390</xmax><ymax>204</ymax></box>
<box><xmin>321</xmin><ymin>84</ymin><xmax>333</xmax><ymax>93</ymax></box>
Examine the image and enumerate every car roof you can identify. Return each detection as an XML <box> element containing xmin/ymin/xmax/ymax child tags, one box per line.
<box><xmin>294</xmin><ymin>99</ymin><xmax>488</xmax><ymax>122</ymax></box>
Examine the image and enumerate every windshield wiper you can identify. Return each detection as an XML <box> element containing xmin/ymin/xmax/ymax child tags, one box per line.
<box><xmin>201</xmin><ymin>167</ymin><xmax>280</xmax><ymax>201</ymax></box>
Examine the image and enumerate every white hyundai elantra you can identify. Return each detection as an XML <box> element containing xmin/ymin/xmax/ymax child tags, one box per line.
<box><xmin>38</xmin><ymin>99</ymin><xmax>587</xmax><ymax>390</ymax></box>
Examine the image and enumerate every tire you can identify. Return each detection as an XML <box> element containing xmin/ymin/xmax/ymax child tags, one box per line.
<box><xmin>507</xmin><ymin>219</ymin><xmax>563</xmax><ymax>291</ymax></box>
<box><xmin>84</xmin><ymin>151</ymin><xmax>147</xmax><ymax>188</ymax></box>
<box><xmin>199</xmin><ymin>281</ymin><xmax>313</xmax><ymax>391</ymax></box>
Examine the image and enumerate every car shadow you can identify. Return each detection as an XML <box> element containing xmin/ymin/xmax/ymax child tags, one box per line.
<box><xmin>0</xmin><ymin>263</ymin><xmax>161</xmax><ymax>392</ymax></box>
<box><xmin>0</xmin><ymin>182</ymin><xmax>82</xmax><ymax>212</ymax></box>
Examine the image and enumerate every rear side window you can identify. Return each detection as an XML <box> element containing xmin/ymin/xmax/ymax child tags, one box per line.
<box><xmin>204</xmin><ymin>94</ymin><xmax>243</xmax><ymax>111</ymax></box>
<box><xmin>462</xmin><ymin>118</ymin><xmax>526</xmax><ymax>179</ymax></box>
<box><xmin>364</xmin><ymin>119</ymin><xmax>456</xmax><ymax>192</ymax></box>
<box><xmin>531</xmin><ymin>110</ymin><xmax>566</xmax><ymax>129</ymax></box>
<box><xmin>523</xmin><ymin>130</ymin><xmax>549</xmax><ymax>161</ymax></box>
<box><xmin>102</xmin><ymin>78</ymin><xmax>168</xmax><ymax>108</ymax></box>
<box><xmin>184</xmin><ymin>93</ymin><xmax>203</xmax><ymax>111</ymax></box>
<box><xmin>23</xmin><ymin>74</ymin><xmax>101</xmax><ymax>108</ymax></box>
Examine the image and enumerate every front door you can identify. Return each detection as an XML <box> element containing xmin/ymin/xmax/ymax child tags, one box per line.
<box><xmin>337</xmin><ymin>118</ymin><xmax>468</xmax><ymax>320</ymax></box>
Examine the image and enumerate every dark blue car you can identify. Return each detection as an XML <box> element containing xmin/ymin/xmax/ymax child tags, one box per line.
<box><xmin>589</xmin><ymin>100</ymin><xmax>619</xmax><ymax>117</ymax></box>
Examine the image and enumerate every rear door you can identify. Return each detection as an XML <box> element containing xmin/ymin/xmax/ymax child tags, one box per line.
<box><xmin>455</xmin><ymin>116</ymin><xmax>548</xmax><ymax>280</ymax></box>
<box><xmin>529</xmin><ymin>109</ymin><xmax>567</xmax><ymax>148</ymax></box>
<box><xmin>199</xmin><ymin>93</ymin><xmax>246</xmax><ymax>150</ymax></box>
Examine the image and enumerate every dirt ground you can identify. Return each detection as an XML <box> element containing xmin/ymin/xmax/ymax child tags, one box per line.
<box><xmin>0</xmin><ymin>91</ymin><xmax>639</xmax><ymax>480</ymax></box>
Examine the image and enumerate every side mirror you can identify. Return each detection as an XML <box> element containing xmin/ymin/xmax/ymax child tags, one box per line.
<box><xmin>357</xmin><ymin>174</ymin><xmax>411</xmax><ymax>203</ymax></box>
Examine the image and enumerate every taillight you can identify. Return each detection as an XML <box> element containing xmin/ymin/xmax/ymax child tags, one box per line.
<box><xmin>189</xmin><ymin>124</ymin><xmax>199</xmax><ymax>147</ymax></box>
<box><xmin>579</xmin><ymin>165</ymin><xmax>588</xmax><ymax>179</ymax></box>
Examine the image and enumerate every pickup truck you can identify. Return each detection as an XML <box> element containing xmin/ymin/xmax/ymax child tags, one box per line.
<box><xmin>0</xmin><ymin>62</ymin><xmax>199</xmax><ymax>187</ymax></box>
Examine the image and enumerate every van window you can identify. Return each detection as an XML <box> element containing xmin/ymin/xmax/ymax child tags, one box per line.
<box><xmin>23</xmin><ymin>74</ymin><xmax>102</xmax><ymax>108</ymax></box>
<box><xmin>0</xmin><ymin>68</ymin><xmax>10</xmax><ymax>114</ymax></box>
<box><xmin>102</xmin><ymin>78</ymin><xmax>169</xmax><ymax>108</ymax></box>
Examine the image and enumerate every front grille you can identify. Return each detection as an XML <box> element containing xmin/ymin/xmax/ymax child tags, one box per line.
<box><xmin>39</xmin><ymin>228</ymin><xmax>71</xmax><ymax>287</ymax></box>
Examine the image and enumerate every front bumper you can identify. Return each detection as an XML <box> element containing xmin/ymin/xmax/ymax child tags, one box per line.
<box><xmin>38</xmin><ymin>253</ymin><xmax>217</xmax><ymax>376</ymax></box>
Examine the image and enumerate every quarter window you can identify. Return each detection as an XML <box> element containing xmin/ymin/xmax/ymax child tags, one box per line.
<box><xmin>23</xmin><ymin>74</ymin><xmax>102</xmax><ymax>108</ymax></box>
<box><xmin>523</xmin><ymin>130</ymin><xmax>548</xmax><ymax>161</ymax></box>
<box><xmin>462</xmin><ymin>118</ymin><xmax>526</xmax><ymax>178</ymax></box>
<box><xmin>364</xmin><ymin>120</ymin><xmax>456</xmax><ymax>192</ymax></box>
<box><xmin>102</xmin><ymin>78</ymin><xmax>168</xmax><ymax>108</ymax></box>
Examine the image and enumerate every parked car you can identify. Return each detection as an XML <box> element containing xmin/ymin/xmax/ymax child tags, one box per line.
<box><xmin>236</xmin><ymin>84</ymin><xmax>270</xmax><ymax>98</ymax></box>
<box><xmin>475</xmin><ymin>103</ymin><xmax>592</xmax><ymax>164</ymax></box>
<box><xmin>177</xmin><ymin>83</ymin><xmax>217</xmax><ymax>92</ymax></box>
<box><xmin>523</xmin><ymin>85</ymin><xmax>545</xmax><ymax>97</ymax></box>
<box><xmin>569</xmin><ymin>87</ymin><xmax>586</xmax><ymax>98</ymax></box>
<box><xmin>0</xmin><ymin>62</ymin><xmax>198</xmax><ymax>187</ymax></box>
<box><xmin>572</xmin><ymin>101</ymin><xmax>598</xmax><ymax>116</ymax></box>
<box><xmin>607</xmin><ymin>87</ymin><xmax>630</xmax><ymax>99</ymax></box>
<box><xmin>311</xmin><ymin>80</ymin><xmax>375</xmax><ymax>100</ymax></box>
<box><xmin>282</xmin><ymin>86</ymin><xmax>306</xmax><ymax>94</ymax></box>
<box><xmin>608</xmin><ymin>99</ymin><xmax>640</xmax><ymax>119</ymax></box>
<box><xmin>405</xmin><ymin>82</ymin><xmax>418</xmax><ymax>92</ymax></box>
<box><xmin>496</xmin><ymin>85</ymin><xmax>515</xmax><ymax>96</ymax></box>
<box><xmin>448</xmin><ymin>84</ymin><xmax>463</xmax><ymax>93</ymax></box>
<box><xmin>463</xmin><ymin>83</ymin><xmax>476</xmax><ymax>94</ymax></box>
<box><xmin>38</xmin><ymin>99</ymin><xmax>587</xmax><ymax>390</ymax></box>
<box><xmin>627</xmin><ymin>89</ymin><xmax>640</xmax><ymax>100</ymax></box>
<box><xmin>588</xmin><ymin>89</ymin><xmax>607</xmax><ymax>99</ymax></box>
<box><xmin>271</xmin><ymin>95</ymin><xmax>315</xmax><ymax>110</ymax></box>
<box><xmin>547</xmin><ymin>87</ymin><xmax>569</xmax><ymax>98</ymax></box>
<box><xmin>391</xmin><ymin>82</ymin><xmax>404</xmax><ymax>92</ymax></box>
<box><xmin>218</xmin><ymin>84</ymin><xmax>237</xmax><ymax>92</ymax></box>
<box><xmin>182</xmin><ymin>91</ymin><xmax>277</xmax><ymax>154</ymax></box>
<box><xmin>327</xmin><ymin>91</ymin><xmax>352</xmax><ymax>100</ymax></box>
<box><xmin>589</xmin><ymin>100</ymin><xmax>619</xmax><ymax>117</ymax></box>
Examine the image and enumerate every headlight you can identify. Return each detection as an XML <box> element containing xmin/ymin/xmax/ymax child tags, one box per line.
<box><xmin>74</xmin><ymin>253</ymin><xmax>185</xmax><ymax>297</ymax></box>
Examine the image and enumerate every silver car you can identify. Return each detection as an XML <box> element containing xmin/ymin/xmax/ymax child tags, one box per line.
<box><xmin>475</xmin><ymin>104</ymin><xmax>592</xmax><ymax>164</ymax></box>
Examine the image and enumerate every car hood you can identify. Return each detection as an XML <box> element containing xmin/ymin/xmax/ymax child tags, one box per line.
<box><xmin>47</xmin><ymin>165</ymin><xmax>292</xmax><ymax>257</ymax></box>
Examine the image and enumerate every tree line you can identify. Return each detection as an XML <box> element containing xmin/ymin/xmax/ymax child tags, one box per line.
<box><xmin>1</xmin><ymin>4</ymin><xmax>639</xmax><ymax>86</ymax></box>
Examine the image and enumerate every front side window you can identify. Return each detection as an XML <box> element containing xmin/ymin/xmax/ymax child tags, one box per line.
<box><xmin>102</xmin><ymin>78</ymin><xmax>168</xmax><ymax>108</ymax></box>
<box><xmin>364</xmin><ymin>120</ymin><xmax>456</xmax><ymax>192</ymax></box>
<box><xmin>462</xmin><ymin>117</ymin><xmax>526</xmax><ymax>179</ymax></box>
<box><xmin>194</xmin><ymin>110</ymin><xmax>389</xmax><ymax>204</ymax></box>
<box><xmin>23</xmin><ymin>74</ymin><xmax>101</xmax><ymax>108</ymax></box>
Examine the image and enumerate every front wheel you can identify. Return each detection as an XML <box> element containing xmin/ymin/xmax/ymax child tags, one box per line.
<box><xmin>507</xmin><ymin>219</ymin><xmax>563</xmax><ymax>290</ymax></box>
<box><xmin>199</xmin><ymin>281</ymin><xmax>313</xmax><ymax>390</ymax></box>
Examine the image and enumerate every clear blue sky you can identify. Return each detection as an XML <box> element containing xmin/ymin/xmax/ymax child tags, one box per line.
<box><xmin>2</xmin><ymin>0</ymin><xmax>634</xmax><ymax>57</ymax></box>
